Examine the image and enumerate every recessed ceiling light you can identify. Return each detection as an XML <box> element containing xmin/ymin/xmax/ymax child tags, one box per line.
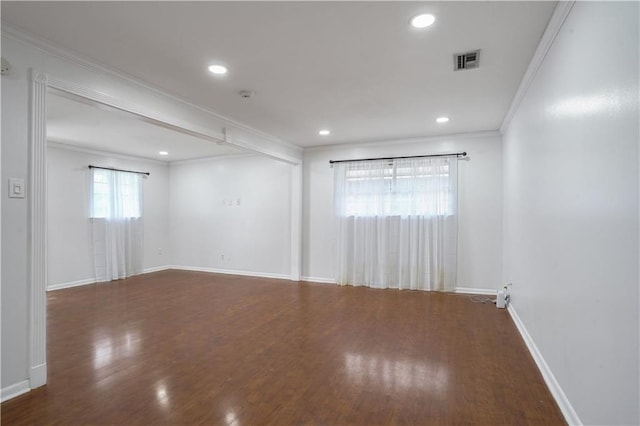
<box><xmin>159</xmin><ymin>151</ymin><xmax>169</xmax><ymax>156</ymax></box>
<box><xmin>410</xmin><ymin>14</ymin><xmax>435</xmax><ymax>29</ymax></box>
<box><xmin>436</xmin><ymin>117</ymin><xmax>450</xmax><ymax>123</ymax></box>
<box><xmin>208</xmin><ymin>64</ymin><xmax>228</xmax><ymax>75</ymax></box>
<box><xmin>318</xmin><ymin>129</ymin><xmax>331</xmax><ymax>136</ymax></box>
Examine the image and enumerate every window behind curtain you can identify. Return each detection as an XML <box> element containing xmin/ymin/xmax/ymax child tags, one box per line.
<box><xmin>90</xmin><ymin>168</ymin><xmax>144</xmax><ymax>282</ymax></box>
<box><xmin>333</xmin><ymin>156</ymin><xmax>459</xmax><ymax>291</ymax></box>
<box><xmin>90</xmin><ymin>169</ymin><xmax>142</xmax><ymax>219</ymax></box>
<box><xmin>335</xmin><ymin>157</ymin><xmax>455</xmax><ymax>217</ymax></box>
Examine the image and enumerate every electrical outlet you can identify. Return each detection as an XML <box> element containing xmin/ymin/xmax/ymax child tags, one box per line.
<box><xmin>157</xmin><ymin>248</ymin><xmax>163</xmax><ymax>255</ymax></box>
<box><xmin>504</xmin><ymin>283</ymin><xmax>512</xmax><ymax>307</ymax></box>
<box><xmin>221</xmin><ymin>254</ymin><xmax>225</xmax><ymax>260</ymax></box>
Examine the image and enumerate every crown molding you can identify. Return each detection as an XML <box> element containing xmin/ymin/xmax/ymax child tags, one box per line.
<box><xmin>303</xmin><ymin>130</ymin><xmax>501</xmax><ymax>153</ymax></box>
<box><xmin>48</xmin><ymin>139</ymin><xmax>251</xmax><ymax>166</ymax></box>
<box><xmin>499</xmin><ymin>1</ymin><xmax>576</xmax><ymax>134</ymax></box>
<box><xmin>47</xmin><ymin>140</ymin><xmax>169</xmax><ymax>166</ymax></box>
<box><xmin>1</xmin><ymin>22</ymin><xmax>302</xmax><ymax>154</ymax></box>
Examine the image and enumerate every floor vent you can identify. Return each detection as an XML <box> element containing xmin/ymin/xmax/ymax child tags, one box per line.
<box><xmin>454</xmin><ymin>50</ymin><xmax>480</xmax><ymax>71</ymax></box>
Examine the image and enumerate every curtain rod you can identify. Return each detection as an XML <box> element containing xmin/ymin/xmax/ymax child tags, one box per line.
<box><xmin>88</xmin><ymin>165</ymin><xmax>150</xmax><ymax>176</ymax></box>
<box><xmin>329</xmin><ymin>152</ymin><xmax>467</xmax><ymax>164</ymax></box>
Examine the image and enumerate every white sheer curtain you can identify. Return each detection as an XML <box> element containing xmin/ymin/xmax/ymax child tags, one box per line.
<box><xmin>333</xmin><ymin>156</ymin><xmax>458</xmax><ymax>291</ymax></box>
<box><xmin>90</xmin><ymin>168</ymin><xmax>144</xmax><ymax>282</ymax></box>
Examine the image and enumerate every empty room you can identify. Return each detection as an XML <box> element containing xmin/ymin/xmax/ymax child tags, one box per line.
<box><xmin>1</xmin><ymin>1</ymin><xmax>638</xmax><ymax>425</ymax></box>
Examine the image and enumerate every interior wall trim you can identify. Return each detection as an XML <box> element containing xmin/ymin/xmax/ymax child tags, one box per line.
<box><xmin>300</xmin><ymin>276</ymin><xmax>337</xmax><ymax>284</ymax></box>
<box><xmin>47</xmin><ymin>278</ymin><xmax>96</xmax><ymax>292</ymax></box>
<box><xmin>143</xmin><ymin>266</ymin><xmax>170</xmax><ymax>274</ymax></box>
<box><xmin>304</xmin><ymin>130</ymin><xmax>501</xmax><ymax>153</ymax></box>
<box><xmin>290</xmin><ymin>164</ymin><xmax>303</xmax><ymax>281</ymax></box>
<box><xmin>508</xmin><ymin>303</ymin><xmax>582</xmax><ymax>426</ymax></box>
<box><xmin>28</xmin><ymin>69</ymin><xmax>48</xmax><ymax>390</ymax></box>
<box><xmin>46</xmin><ymin>266</ymin><xmax>171</xmax><ymax>292</ymax></box>
<box><xmin>1</xmin><ymin>24</ymin><xmax>301</xmax><ymax>155</ymax></box>
<box><xmin>453</xmin><ymin>287</ymin><xmax>496</xmax><ymax>295</ymax></box>
<box><xmin>47</xmin><ymin>140</ymin><xmax>169</xmax><ymax>165</ymax></box>
<box><xmin>297</xmin><ymin>279</ymin><xmax>496</xmax><ymax>296</ymax></box>
<box><xmin>499</xmin><ymin>1</ymin><xmax>576</xmax><ymax>134</ymax></box>
<box><xmin>29</xmin><ymin>364</ymin><xmax>46</xmax><ymax>391</ymax></box>
<box><xmin>1</xmin><ymin>380</ymin><xmax>30</xmax><ymax>403</ymax></box>
<box><xmin>170</xmin><ymin>265</ymin><xmax>291</xmax><ymax>281</ymax></box>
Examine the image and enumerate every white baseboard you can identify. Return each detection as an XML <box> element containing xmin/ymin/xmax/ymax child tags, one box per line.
<box><xmin>1</xmin><ymin>380</ymin><xmax>30</xmax><ymax>402</ymax></box>
<box><xmin>143</xmin><ymin>265</ymin><xmax>170</xmax><ymax>274</ymax></box>
<box><xmin>507</xmin><ymin>303</ymin><xmax>582</xmax><ymax>426</ymax></box>
<box><xmin>300</xmin><ymin>276</ymin><xmax>336</xmax><ymax>284</ymax></box>
<box><xmin>47</xmin><ymin>277</ymin><xmax>96</xmax><ymax>291</ymax></box>
<box><xmin>47</xmin><ymin>266</ymin><xmax>172</xmax><ymax>291</ymax></box>
<box><xmin>169</xmin><ymin>265</ymin><xmax>290</xmax><ymax>281</ymax></box>
<box><xmin>30</xmin><ymin>363</ymin><xmax>47</xmax><ymax>389</ymax></box>
<box><xmin>454</xmin><ymin>287</ymin><xmax>496</xmax><ymax>295</ymax></box>
<box><xmin>298</xmin><ymin>280</ymin><xmax>494</xmax><ymax>292</ymax></box>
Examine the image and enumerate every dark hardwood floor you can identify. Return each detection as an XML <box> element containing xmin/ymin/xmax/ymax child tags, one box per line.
<box><xmin>1</xmin><ymin>270</ymin><xmax>564</xmax><ymax>425</ymax></box>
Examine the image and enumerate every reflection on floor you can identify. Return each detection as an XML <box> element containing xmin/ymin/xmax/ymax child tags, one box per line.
<box><xmin>344</xmin><ymin>352</ymin><xmax>448</xmax><ymax>393</ymax></box>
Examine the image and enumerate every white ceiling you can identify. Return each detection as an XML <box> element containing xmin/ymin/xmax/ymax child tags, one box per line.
<box><xmin>47</xmin><ymin>92</ymin><xmax>242</xmax><ymax>162</ymax></box>
<box><xmin>4</xmin><ymin>1</ymin><xmax>556</xmax><ymax>148</ymax></box>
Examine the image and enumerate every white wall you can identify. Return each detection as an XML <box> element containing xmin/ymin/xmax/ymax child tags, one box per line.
<box><xmin>47</xmin><ymin>146</ymin><xmax>293</xmax><ymax>285</ymax></box>
<box><xmin>303</xmin><ymin>132</ymin><xmax>503</xmax><ymax>290</ymax></box>
<box><xmin>47</xmin><ymin>145</ymin><xmax>170</xmax><ymax>288</ymax></box>
<box><xmin>1</xmin><ymin>37</ymin><xmax>31</xmax><ymax>389</ymax></box>
<box><xmin>502</xmin><ymin>2</ymin><xmax>639</xmax><ymax>425</ymax></box>
<box><xmin>169</xmin><ymin>155</ymin><xmax>292</xmax><ymax>277</ymax></box>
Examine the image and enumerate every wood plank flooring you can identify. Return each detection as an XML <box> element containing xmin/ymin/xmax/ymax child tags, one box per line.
<box><xmin>1</xmin><ymin>270</ymin><xmax>565</xmax><ymax>425</ymax></box>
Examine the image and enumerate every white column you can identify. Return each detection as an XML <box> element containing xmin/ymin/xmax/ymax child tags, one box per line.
<box><xmin>290</xmin><ymin>163</ymin><xmax>302</xmax><ymax>281</ymax></box>
<box><xmin>29</xmin><ymin>69</ymin><xmax>48</xmax><ymax>388</ymax></box>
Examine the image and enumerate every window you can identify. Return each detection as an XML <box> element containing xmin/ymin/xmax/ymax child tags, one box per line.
<box><xmin>336</xmin><ymin>158</ymin><xmax>455</xmax><ymax>217</ymax></box>
<box><xmin>90</xmin><ymin>169</ymin><xmax>142</xmax><ymax>219</ymax></box>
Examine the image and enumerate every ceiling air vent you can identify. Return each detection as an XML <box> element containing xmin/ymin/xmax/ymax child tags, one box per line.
<box><xmin>454</xmin><ymin>50</ymin><xmax>480</xmax><ymax>71</ymax></box>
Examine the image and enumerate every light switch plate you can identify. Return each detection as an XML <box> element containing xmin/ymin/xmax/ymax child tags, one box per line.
<box><xmin>9</xmin><ymin>178</ymin><xmax>25</xmax><ymax>198</ymax></box>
